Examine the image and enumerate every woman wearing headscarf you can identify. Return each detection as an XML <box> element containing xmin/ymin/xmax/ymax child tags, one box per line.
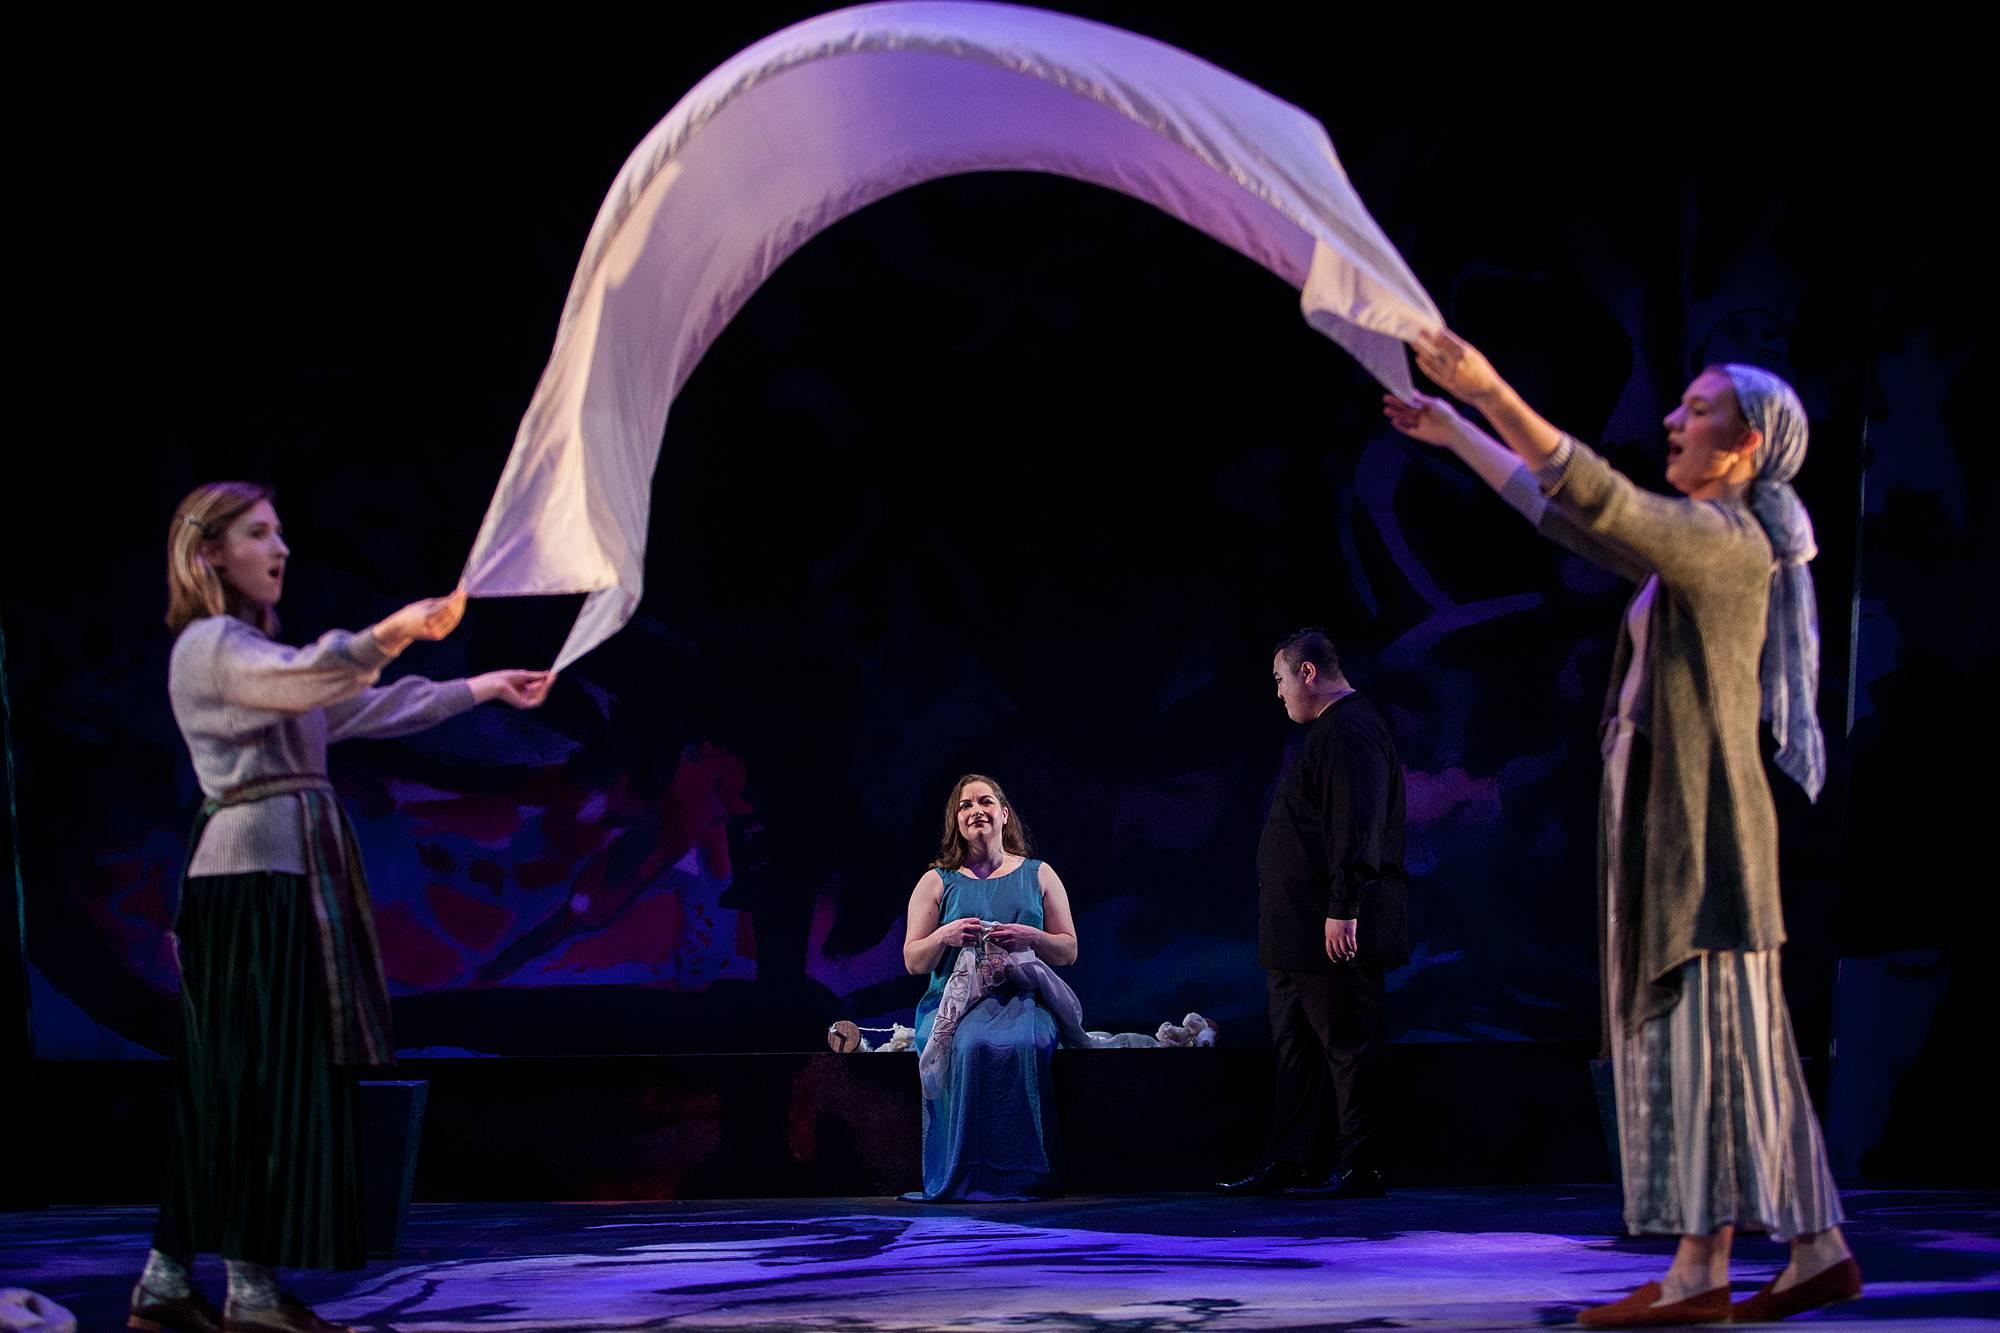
<box><xmin>1383</xmin><ymin>332</ymin><xmax>1857</xmax><ymax>1327</ymax></box>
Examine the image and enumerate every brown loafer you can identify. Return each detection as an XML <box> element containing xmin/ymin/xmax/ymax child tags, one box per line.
<box><xmin>128</xmin><ymin>1286</ymin><xmax>224</xmax><ymax>1333</ymax></box>
<box><xmin>1731</xmin><ymin>1257</ymin><xmax>1862</xmax><ymax>1322</ymax></box>
<box><xmin>1578</xmin><ymin>1280</ymin><xmax>1731</xmax><ymax>1327</ymax></box>
<box><xmin>221</xmin><ymin>1293</ymin><xmax>354</xmax><ymax>1333</ymax></box>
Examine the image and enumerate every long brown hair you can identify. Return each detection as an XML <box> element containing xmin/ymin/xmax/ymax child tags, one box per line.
<box><xmin>931</xmin><ymin>772</ymin><xmax>1034</xmax><ymax>871</ymax></box>
<box><xmin>165</xmin><ymin>481</ymin><xmax>277</xmax><ymax>636</ymax></box>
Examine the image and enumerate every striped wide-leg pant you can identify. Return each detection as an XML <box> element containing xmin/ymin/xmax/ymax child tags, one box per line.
<box><xmin>1603</xmin><ymin>722</ymin><xmax>1844</xmax><ymax>1239</ymax></box>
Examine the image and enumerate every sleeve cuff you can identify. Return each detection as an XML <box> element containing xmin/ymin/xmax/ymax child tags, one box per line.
<box><xmin>1499</xmin><ymin>461</ymin><xmax>1551</xmax><ymax>524</ymax></box>
<box><xmin>343</xmin><ymin>629</ymin><xmax>393</xmax><ymax>672</ymax></box>
<box><xmin>1537</xmin><ymin>434</ymin><xmax>1579</xmax><ymax>497</ymax></box>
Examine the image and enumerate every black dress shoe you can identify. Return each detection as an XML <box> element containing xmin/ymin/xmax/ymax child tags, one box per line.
<box><xmin>1214</xmin><ymin>1162</ymin><xmax>1302</xmax><ymax>1195</ymax></box>
<box><xmin>128</xmin><ymin>1285</ymin><xmax>224</xmax><ymax>1333</ymax></box>
<box><xmin>1283</xmin><ymin>1165</ymin><xmax>1386</xmax><ymax>1199</ymax></box>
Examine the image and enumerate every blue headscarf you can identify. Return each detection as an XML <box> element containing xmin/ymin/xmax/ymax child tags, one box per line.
<box><xmin>1724</xmin><ymin>364</ymin><xmax>1825</xmax><ymax>801</ymax></box>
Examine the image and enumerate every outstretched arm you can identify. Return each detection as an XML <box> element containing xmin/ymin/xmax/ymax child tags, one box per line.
<box><xmin>324</xmin><ymin>669</ymin><xmax>553</xmax><ymax>743</ymax></box>
<box><xmin>1409</xmin><ymin>330</ymin><xmax>1567</xmax><ymax>470</ymax></box>
<box><xmin>204</xmin><ymin>587</ymin><xmax>472</xmax><ymax>721</ymax></box>
<box><xmin>1394</xmin><ymin>329</ymin><xmax>1765</xmax><ymax>586</ymax></box>
<box><xmin>1382</xmin><ymin>389</ymin><xmax>1526</xmax><ymax>496</ymax></box>
<box><xmin>1384</xmin><ymin>388</ymin><xmax>1648</xmax><ymax>585</ymax></box>
<box><xmin>1385</xmin><ymin>331</ymin><xmax>1699</xmax><ymax>586</ymax></box>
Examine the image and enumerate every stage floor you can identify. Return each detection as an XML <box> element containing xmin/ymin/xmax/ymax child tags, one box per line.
<box><xmin>5</xmin><ymin>1187</ymin><xmax>1995</xmax><ymax>1330</ymax></box>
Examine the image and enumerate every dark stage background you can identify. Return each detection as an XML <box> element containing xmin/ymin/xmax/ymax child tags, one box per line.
<box><xmin>5</xmin><ymin>8</ymin><xmax>1987</xmax><ymax>1174</ymax></box>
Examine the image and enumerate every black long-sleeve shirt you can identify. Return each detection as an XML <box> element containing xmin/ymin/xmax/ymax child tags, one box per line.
<box><xmin>1256</xmin><ymin>690</ymin><xmax>1409</xmax><ymax>970</ymax></box>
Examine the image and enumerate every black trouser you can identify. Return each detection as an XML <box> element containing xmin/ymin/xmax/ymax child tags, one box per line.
<box><xmin>1263</xmin><ymin>964</ymin><xmax>1385</xmax><ymax>1173</ymax></box>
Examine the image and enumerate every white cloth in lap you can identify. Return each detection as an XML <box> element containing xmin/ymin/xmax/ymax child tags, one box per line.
<box><xmin>918</xmin><ymin>942</ymin><xmax>1160</xmax><ymax>1098</ymax></box>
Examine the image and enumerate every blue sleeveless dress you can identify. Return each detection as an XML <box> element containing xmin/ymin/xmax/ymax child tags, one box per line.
<box><xmin>910</xmin><ymin>858</ymin><xmax>1061</xmax><ymax>1200</ymax></box>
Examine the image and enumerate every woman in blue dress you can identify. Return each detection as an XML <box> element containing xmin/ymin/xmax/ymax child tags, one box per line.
<box><xmin>903</xmin><ymin>774</ymin><xmax>1078</xmax><ymax>1200</ymax></box>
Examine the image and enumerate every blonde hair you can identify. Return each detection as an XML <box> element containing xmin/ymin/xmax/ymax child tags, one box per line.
<box><xmin>165</xmin><ymin>481</ymin><xmax>277</xmax><ymax>635</ymax></box>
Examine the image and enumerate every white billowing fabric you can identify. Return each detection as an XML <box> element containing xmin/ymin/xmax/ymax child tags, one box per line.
<box><xmin>460</xmin><ymin>1</ymin><xmax>1443</xmax><ymax>669</ymax></box>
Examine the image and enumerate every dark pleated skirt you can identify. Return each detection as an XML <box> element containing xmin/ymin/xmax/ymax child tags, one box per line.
<box><xmin>153</xmin><ymin>873</ymin><xmax>367</xmax><ymax>1270</ymax></box>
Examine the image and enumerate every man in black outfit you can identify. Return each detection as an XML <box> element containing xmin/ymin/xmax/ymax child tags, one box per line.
<box><xmin>1218</xmin><ymin>627</ymin><xmax>1408</xmax><ymax>1200</ymax></box>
